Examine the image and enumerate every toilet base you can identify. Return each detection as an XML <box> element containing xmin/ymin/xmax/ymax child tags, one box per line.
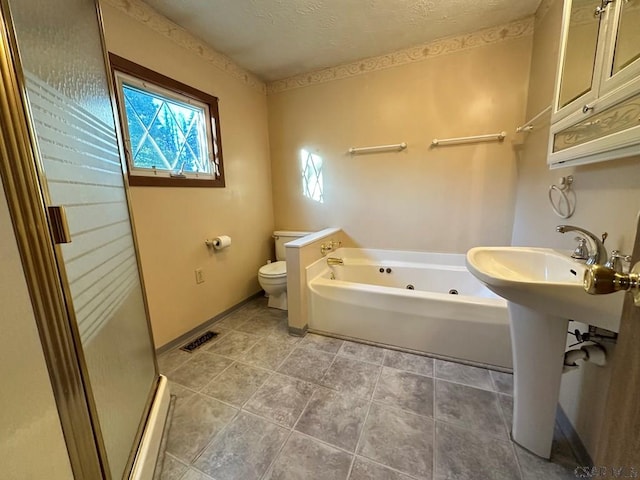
<box><xmin>267</xmin><ymin>291</ymin><xmax>288</xmax><ymax>310</ymax></box>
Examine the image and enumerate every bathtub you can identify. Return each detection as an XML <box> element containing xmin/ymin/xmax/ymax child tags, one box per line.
<box><xmin>307</xmin><ymin>248</ymin><xmax>512</xmax><ymax>368</ymax></box>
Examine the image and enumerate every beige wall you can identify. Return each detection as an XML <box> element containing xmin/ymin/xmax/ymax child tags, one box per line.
<box><xmin>512</xmin><ymin>0</ymin><xmax>640</xmax><ymax>458</ymax></box>
<box><xmin>101</xmin><ymin>5</ymin><xmax>275</xmax><ymax>347</ymax></box>
<box><xmin>268</xmin><ymin>36</ymin><xmax>532</xmax><ymax>252</ymax></box>
<box><xmin>0</xmin><ymin>177</ymin><xmax>74</xmax><ymax>479</ymax></box>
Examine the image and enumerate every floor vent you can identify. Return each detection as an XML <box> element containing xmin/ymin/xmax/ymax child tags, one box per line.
<box><xmin>180</xmin><ymin>331</ymin><xmax>218</xmax><ymax>352</ymax></box>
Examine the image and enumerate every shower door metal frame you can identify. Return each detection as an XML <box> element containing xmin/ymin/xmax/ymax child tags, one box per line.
<box><xmin>0</xmin><ymin>2</ymin><xmax>106</xmax><ymax>477</ymax></box>
<box><xmin>0</xmin><ymin>1</ymin><xmax>160</xmax><ymax>478</ymax></box>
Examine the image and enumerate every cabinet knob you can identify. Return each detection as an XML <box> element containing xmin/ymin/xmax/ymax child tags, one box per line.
<box><xmin>582</xmin><ymin>104</ymin><xmax>594</xmax><ymax>114</ymax></box>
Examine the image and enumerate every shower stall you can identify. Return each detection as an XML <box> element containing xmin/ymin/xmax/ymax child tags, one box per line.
<box><xmin>0</xmin><ymin>0</ymin><xmax>169</xmax><ymax>478</ymax></box>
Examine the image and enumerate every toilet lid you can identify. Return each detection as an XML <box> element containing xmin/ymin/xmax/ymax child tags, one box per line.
<box><xmin>259</xmin><ymin>260</ymin><xmax>286</xmax><ymax>277</ymax></box>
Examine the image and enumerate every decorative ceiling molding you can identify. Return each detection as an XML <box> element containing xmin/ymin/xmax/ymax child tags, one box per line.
<box><xmin>267</xmin><ymin>17</ymin><xmax>535</xmax><ymax>95</ymax></box>
<box><xmin>103</xmin><ymin>0</ymin><xmax>535</xmax><ymax>97</ymax></box>
<box><xmin>101</xmin><ymin>0</ymin><xmax>267</xmax><ymax>94</ymax></box>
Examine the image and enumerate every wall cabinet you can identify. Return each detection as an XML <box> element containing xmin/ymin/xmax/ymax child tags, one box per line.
<box><xmin>548</xmin><ymin>0</ymin><xmax>640</xmax><ymax>168</ymax></box>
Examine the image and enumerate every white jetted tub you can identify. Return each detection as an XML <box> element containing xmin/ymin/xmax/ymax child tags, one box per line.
<box><xmin>307</xmin><ymin>248</ymin><xmax>512</xmax><ymax>368</ymax></box>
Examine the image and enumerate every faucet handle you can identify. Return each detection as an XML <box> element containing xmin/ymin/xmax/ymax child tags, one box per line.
<box><xmin>611</xmin><ymin>250</ymin><xmax>632</xmax><ymax>261</ymax></box>
<box><xmin>604</xmin><ymin>250</ymin><xmax>632</xmax><ymax>272</ymax></box>
<box><xmin>601</xmin><ymin>232</ymin><xmax>608</xmax><ymax>244</ymax></box>
<box><xmin>320</xmin><ymin>242</ymin><xmax>332</xmax><ymax>255</ymax></box>
<box><xmin>571</xmin><ymin>237</ymin><xmax>589</xmax><ymax>261</ymax></box>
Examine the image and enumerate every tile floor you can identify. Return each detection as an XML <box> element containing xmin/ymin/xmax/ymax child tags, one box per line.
<box><xmin>157</xmin><ymin>297</ymin><xmax>579</xmax><ymax>480</ymax></box>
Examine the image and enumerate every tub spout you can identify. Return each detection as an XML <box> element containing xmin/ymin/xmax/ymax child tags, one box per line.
<box><xmin>327</xmin><ymin>257</ymin><xmax>343</xmax><ymax>266</ymax></box>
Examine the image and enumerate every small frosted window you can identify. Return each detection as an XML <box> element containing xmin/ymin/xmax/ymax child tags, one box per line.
<box><xmin>300</xmin><ymin>149</ymin><xmax>323</xmax><ymax>203</ymax></box>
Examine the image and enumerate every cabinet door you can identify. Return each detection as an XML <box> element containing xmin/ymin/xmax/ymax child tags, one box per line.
<box><xmin>548</xmin><ymin>87</ymin><xmax>640</xmax><ymax>168</ymax></box>
<box><xmin>553</xmin><ymin>0</ymin><xmax>606</xmax><ymax>122</ymax></box>
<box><xmin>600</xmin><ymin>0</ymin><xmax>640</xmax><ymax>95</ymax></box>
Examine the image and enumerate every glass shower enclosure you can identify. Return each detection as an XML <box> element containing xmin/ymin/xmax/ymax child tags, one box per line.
<box><xmin>0</xmin><ymin>0</ymin><xmax>164</xmax><ymax>477</ymax></box>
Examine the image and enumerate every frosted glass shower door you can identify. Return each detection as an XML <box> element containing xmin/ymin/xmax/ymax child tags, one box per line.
<box><xmin>7</xmin><ymin>0</ymin><xmax>158</xmax><ymax>477</ymax></box>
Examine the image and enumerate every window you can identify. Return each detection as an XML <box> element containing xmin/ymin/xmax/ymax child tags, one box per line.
<box><xmin>109</xmin><ymin>54</ymin><xmax>224</xmax><ymax>187</ymax></box>
<box><xmin>300</xmin><ymin>148</ymin><xmax>323</xmax><ymax>203</ymax></box>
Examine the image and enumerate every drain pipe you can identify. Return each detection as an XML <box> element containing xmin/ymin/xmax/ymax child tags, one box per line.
<box><xmin>563</xmin><ymin>343</ymin><xmax>607</xmax><ymax>373</ymax></box>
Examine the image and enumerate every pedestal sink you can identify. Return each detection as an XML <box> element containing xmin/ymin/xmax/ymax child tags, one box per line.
<box><xmin>466</xmin><ymin>247</ymin><xmax>623</xmax><ymax>458</ymax></box>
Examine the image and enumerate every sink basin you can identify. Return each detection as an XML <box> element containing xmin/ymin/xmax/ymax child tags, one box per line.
<box><xmin>466</xmin><ymin>246</ymin><xmax>623</xmax><ymax>458</ymax></box>
<box><xmin>466</xmin><ymin>246</ymin><xmax>622</xmax><ymax>332</ymax></box>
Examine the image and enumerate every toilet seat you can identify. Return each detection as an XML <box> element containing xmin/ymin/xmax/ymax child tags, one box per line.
<box><xmin>259</xmin><ymin>260</ymin><xmax>286</xmax><ymax>278</ymax></box>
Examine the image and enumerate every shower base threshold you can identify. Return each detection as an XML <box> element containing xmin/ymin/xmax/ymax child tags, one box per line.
<box><xmin>129</xmin><ymin>375</ymin><xmax>171</xmax><ymax>480</ymax></box>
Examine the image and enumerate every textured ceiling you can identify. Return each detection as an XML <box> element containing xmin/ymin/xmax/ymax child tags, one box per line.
<box><xmin>142</xmin><ymin>0</ymin><xmax>541</xmax><ymax>82</ymax></box>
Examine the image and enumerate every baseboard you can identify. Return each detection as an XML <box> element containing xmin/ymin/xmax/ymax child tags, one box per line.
<box><xmin>557</xmin><ymin>405</ymin><xmax>593</xmax><ymax>467</ymax></box>
<box><xmin>288</xmin><ymin>324</ymin><xmax>308</xmax><ymax>336</ymax></box>
<box><xmin>129</xmin><ymin>375</ymin><xmax>171</xmax><ymax>480</ymax></box>
<box><xmin>156</xmin><ymin>291</ymin><xmax>263</xmax><ymax>355</ymax></box>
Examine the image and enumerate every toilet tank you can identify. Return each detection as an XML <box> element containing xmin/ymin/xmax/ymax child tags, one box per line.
<box><xmin>274</xmin><ymin>231</ymin><xmax>311</xmax><ymax>261</ymax></box>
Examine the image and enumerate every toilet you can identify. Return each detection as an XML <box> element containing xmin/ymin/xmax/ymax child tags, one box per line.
<box><xmin>258</xmin><ymin>230</ymin><xmax>310</xmax><ymax>310</ymax></box>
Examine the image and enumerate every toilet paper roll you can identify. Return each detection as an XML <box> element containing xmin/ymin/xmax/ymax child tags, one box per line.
<box><xmin>581</xmin><ymin>344</ymin><xmax>606</xmax><ymax>366</ymax></box>
<box><xmin>213</xmin><ymin>235</ymin><xmax>231</xmax><ymax>250</ymax></box>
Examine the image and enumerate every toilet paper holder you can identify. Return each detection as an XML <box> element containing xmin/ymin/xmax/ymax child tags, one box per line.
<box><xmin>205</xmin><ymin>235</ymin><xmax>232</xmax><ymax>250</ymax></box>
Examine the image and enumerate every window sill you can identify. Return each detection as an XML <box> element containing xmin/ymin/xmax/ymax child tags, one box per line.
<box><xmin>128</xmin><ymin>175</ymin><xmax>225</xmax><ymax>188</ymax></box>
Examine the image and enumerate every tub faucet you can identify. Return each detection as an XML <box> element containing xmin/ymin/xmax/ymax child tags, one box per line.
<box><xmin>327</xmin><ymin>257</ymin><xmax>343</xmax><ymax>266</ymax></box>
<box><xmin>321</xmin><ymin>240</ymin><xmax>342</xmax><ymax>255</ymax></box>
<box><xmin>556</xmin><ymin>225</ymin><xmax>608</xmax><ymax>265</ymax></box>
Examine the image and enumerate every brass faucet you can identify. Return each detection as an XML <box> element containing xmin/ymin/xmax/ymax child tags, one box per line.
<box><xmin>321</xmin><ymin>240</ymin><xmax>342</xmax><ymax>255</ymax></box>
<box><xmin>326</xmin><ymin>257</ymin><xmax>343</xmax><ymax>266</ymax></box>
